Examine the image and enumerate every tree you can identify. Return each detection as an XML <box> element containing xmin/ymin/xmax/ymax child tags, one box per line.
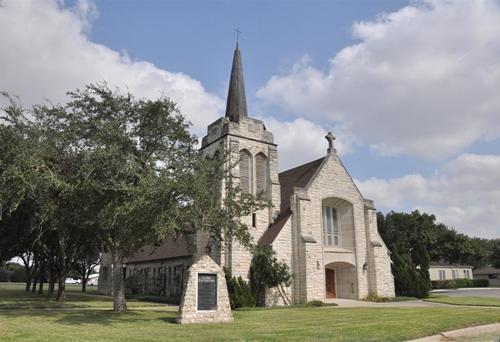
<box><xmin>1</xmin><ymin>84</ymin><xmax>270</xmax><ymax>311</ymax></box>
<box><xmin>378</xmin><ymin>211</ymin><xmax>432</xmax><ymax>297</ymax></box>
<box><xmin>249</xmin><ymin>246</ymin><xmax>293</xmax><ymax>306</ymax></box>
<box><xmin>491</xmin><ymin>240</ymin><xmax>500</xmax><ymax>269</ymax></box>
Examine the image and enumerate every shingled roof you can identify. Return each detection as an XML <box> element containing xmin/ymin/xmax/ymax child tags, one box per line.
<box><xmin>125</xmin><ymin>237</ymin><xmax>191</xmax><ymax>264</ymax></box>
<box><xmin>258</xmin><ymin>157</ymin><xmax>325</xmax><ymax>246</ymax></box>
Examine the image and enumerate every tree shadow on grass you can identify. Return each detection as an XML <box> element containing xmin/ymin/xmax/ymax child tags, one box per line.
<box><xmin>0</xmin><ymin>308</ymin><xmax>178</xmax><ymax>327</ymax></box>
<box><xmin>156</xmin><ymin>316</ymin><xmax>178</xmax><ymax>324</ymax></box>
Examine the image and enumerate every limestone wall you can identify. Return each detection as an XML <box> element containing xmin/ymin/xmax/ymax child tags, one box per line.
<box><xmin>267</xmin><ymin>217</ymin><xmax>293</xmax><ymax>306</ymax></box>
<box><xmin>200</xmin><ymin>116</ymin><xmax>281</xmax><ymax>281</ymax></box>
<box><xmin>97</xmin><ymin>253</ymin><xmax>113</xmax><ymax>295</ymax></box>
<box><xmin>177</xmin><ymin>255</ymin><xmax>233</xmax><ymax>324</ymax></box>
<box><xmin>364</xmin><ymin>206</ymin><xmax>395</xmax><ymax>298</ymax></box>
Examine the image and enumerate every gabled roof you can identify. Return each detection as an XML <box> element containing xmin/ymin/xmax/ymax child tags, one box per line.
<box><xmin>125</xmin><ymin>237</ymin><xmax>191</xmax><ymax>264</ymax></box>
<box><xmin>258</xmin><ymin>156</ymin><xmax>326</xmax><ymax>246</ymax></box>
<box><xmin>258</xmin><ymin>209</ymin><xmax>291</xmax><ymax>246</ymax></box>
<box><xmin>278</xmin><ymin>157</ymin><xmax>325</xmax><ymax>213</ymax></box>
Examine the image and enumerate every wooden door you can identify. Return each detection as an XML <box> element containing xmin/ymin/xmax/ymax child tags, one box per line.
<box><xmin>325</xmin><ymin>269</ymin><xmax>336</xmax><ymax>298</ymax></box>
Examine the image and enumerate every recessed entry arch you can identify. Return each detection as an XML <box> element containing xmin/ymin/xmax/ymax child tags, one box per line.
<box><xmin>325</xmin><ymin>261</ymin><xmax>358</xmax><ymax>299</ymax></box>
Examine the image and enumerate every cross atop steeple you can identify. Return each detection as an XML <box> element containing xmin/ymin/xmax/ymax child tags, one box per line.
<box><xmin>325</xmin><ymin>131</ymin><xmax>337</xmax><ymax>154</ymax></box>
<box><xmin>235</xmin><ymin>28</ymin><xmax>242</xmax><ymax>47</ymax></box>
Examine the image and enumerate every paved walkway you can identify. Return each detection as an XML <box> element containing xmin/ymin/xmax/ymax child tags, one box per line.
<box><xmin>406</xmin><ymin>323</ymin><xmax>500</xmax><ymax>342</ymax></box>
<box><xmin>431</xmin><ymin>287</ymin><xmax>500</xmax><ymax>298</ymax></box>
<box><xmin>325</xmin><ymin>298</ymin><xmax>448</xmax><ymax>307</ymax></box>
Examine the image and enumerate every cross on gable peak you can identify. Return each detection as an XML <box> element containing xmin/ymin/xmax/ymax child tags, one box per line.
<box><xmin>325</xmin><ymin>131</ymin><xmax>337</xmax><ymax>154</ymax></box>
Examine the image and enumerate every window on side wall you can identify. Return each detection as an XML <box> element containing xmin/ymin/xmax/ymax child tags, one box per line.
<box><xmin>322</xmin><ymin>206</ymin><xmax>340</xmax><ymax>247</ymax></box>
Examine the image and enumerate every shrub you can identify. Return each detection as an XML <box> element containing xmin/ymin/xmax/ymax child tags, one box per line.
<box><xmin>224</xmin><ymin>267</ymin><xmax>256</xmax><ymax>309</ymax></box>
<box><xmin>472</xmin><ymin>279</ymin><xmax>489</xmax><ymax>287</ymax></box>
<box><xmin>431</xmin><ymin>278</ymin><xmax>489</xmax><ymax>289</ymax></box>
<box><xmin>363</xmin><ymin>294</ymin><xmax>391</xmax><ymax>302</ymax></box>
<box><xmin>306</xmin><ymin>300</ymin><xmax>324</xmax><ymax>307</ymax></box>
<box><xmin>249</xmin><ymin>246</ymin><xmax>293</xmax><ymax>306</ymax></box>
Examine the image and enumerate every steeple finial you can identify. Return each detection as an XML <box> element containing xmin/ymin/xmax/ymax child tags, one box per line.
<box><xmin>225</xmin><ymin>31</ymin><xmax>248</xmax><ymax>123</ymax></box>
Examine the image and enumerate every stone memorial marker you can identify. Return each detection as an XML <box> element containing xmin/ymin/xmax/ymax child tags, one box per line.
<box><xmin>177</xmin><ymin>254</ymin><xmax>233</xmax><ymax>324</ymax></box>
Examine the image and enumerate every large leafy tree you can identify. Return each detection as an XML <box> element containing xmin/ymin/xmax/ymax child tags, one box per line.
<box><xmin>378</xmin><ymin>211</ymin><xmax>432</xmax><ymax>297</ymax></box>
<box><xmin>1</xmin><ymin>84</ymin><xmax>270</xmax><ymax>311</ymax></box>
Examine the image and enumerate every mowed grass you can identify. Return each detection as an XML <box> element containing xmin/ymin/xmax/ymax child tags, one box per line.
<box><xmin>0</xmin><ymin>284</ymin><xmax>500</xmax><ymax>341</ymax></box>
<box><xmin>0</xmin><ymin>283</ymin><xmax>164</xmax><ymax>309</ymax></box>
<box><xmin>425</xmin><ymin>295</ymin><xmax>500</xmax><ymax>307</ymax></box>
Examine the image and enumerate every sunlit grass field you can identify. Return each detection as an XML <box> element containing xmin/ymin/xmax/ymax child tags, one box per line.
<box><xmin>425</xmin><ymin>295</ymin><xmax>500</xmax><ymax>307</ymax></box>
<box><xmin>1</xmin><ymin>283</ymin><xmax>499</xmax><ymax>341</ymax></box>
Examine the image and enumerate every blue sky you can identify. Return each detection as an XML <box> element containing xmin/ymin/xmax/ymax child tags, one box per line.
<box><xmin>88</xmin><ymin>0</ymin><xmax>434</xmax><ymax>179</ymax></box>
<box><xmin>0</xmin><ymin>0</ymin><xmax>499</xmax><ymax>238</ymax></box>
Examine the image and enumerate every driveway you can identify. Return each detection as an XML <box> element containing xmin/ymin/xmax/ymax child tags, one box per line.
<box><xmin>431</xmin><ymin>288</ymin><xmax>500</xmax><ymax>298</ymax></box>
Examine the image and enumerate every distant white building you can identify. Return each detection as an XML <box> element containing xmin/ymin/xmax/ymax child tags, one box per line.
<box><xmin>429</xmin><ymin>262</ymin><xmax>473</xmax><ymax>281</ymax></box>
<box><xmin>88</xmin><ymin>273</ymin><xmax>99</xmax><ymax>286</ymax></box>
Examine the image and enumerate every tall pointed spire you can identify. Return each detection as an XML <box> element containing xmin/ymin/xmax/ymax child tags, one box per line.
<box><xmin>225</xmin><ymin>39</ymin><xmax>248</xmax><ymax>123</ymax></box>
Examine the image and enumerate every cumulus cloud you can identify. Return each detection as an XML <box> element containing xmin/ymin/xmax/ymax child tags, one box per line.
<box><xmin>356</xmin><ymin>153</ymin><xmax>500</xmax><ymax>238</ymax></box>
<box><xmin>257</xmin><ymin>116</ymin><xmax>353</xmax><ymax>171</ymax></box>
<box><xmin>0</xmin><ymin>0</ymin><xmax>224</xmax><ymax>136</ymax></box>
<box><xmin>258</xmin><ymin>0</ymin><xmax>500</xmax><ymax>159</ymax></box>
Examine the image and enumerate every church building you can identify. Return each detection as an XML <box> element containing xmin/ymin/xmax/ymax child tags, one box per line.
<box><xmin>98</xmin><ymin>42</ymin><xmax>395</xmax><ymax>304</ymax></box>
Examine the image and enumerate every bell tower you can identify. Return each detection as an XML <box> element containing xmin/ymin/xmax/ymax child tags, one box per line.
<box><xmin>199</xmin><ymin>41</ymin><xmax>281</xmax><ymax>279</ymax></box>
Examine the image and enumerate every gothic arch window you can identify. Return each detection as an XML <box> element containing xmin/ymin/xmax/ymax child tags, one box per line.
<box><xmin>255</xmin><ymin>152</ymin><xmax>268</xmax><ymax>194</ymax></box>
<box><xmin>239</xmin><ymin>149</ymin><xmax>253</xmax><ymax>194</ymax></box>
<box><xmin>322</xmin><ymin>206</ymin><xmax>340</xmax><ymax>247</ymax></box>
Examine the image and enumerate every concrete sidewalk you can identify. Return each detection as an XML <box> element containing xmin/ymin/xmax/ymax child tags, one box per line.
<box><xmin>406</xmin><ymin>323</ymin><xmax>500</xmax><ymax>342</ymax></box>
<box><xmin>325</xmin><ymin>298</ymin><xmax>448</xmax><ymax>307</ymax></box>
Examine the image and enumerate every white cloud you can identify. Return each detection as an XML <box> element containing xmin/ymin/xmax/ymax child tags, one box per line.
<box><xmin>0</xmin><ymin>0</ymin><xmax>224</xmax><ymax>136</ymax></box>
<box><xmin>356</xmin><ymin>153</ymin><xmax>500</xmax><ymax>238</ymax></box>
<box><xmin>258</xmin><ymin>0</ymin><xmax>500</xmax><ymax>159</ymax></box>
<box><xmin>258</xmin><ymin>116</ymin><xmax>353</xmax><ymax>171</ymax></box>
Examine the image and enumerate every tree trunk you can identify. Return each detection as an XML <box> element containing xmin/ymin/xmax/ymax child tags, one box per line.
<box><xmin>112</xmin><ymin>254</ymin><xmax>127</xmax><ymax>312</ymax></box>
<box><xmin>38</xmin><ymin>263</ymin><xmax>45</xmax><ymax>295</ymax></box>
<box><xmin>25</xmin><ymin>281</ymin><xmax>31</xmax><ymax>292</ymax></box>
<box><xmin>55</xmin><ymin>277</ymin><xmax>65</xmax><ymax>301</ymax></box>
<box><xmin>47</xmin><ymin>279</ymin><xmax>55</xmax><ymax>298</ymax></box>
<box><xmin>81</xmin><ymin>278</ymin><xmax>87</xmax><ymax>292</ymax></box>
<box><xmin>31</xmin><ymin>280</ymin><xmax>37</xmax><ymax>292</ymax></box>
<box><xmin>38</xmin><ymin>280</ymin><xmax>44</xmax><ymax>295</ymax></box>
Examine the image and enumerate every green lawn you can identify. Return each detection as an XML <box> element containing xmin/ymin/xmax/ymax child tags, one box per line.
<box><xmin>0</xmin><ymin>283</ymin><xmax>164</xmax><ymax>310</ymax></box>
<box><xmin>1</xmin><ymin>283</ymin><xmax>500</xmax><ymax>341</ymax></box>
<box><xmin>425</xmin><ymin>295</ymin><xmax>500</xmax><ymax>307</ymax></box>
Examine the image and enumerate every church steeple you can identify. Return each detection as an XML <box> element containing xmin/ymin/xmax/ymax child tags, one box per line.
<box><xmin>225</xmin><ymin>39</ymin><xmax>248</xmax><ymax>123</ymax></box>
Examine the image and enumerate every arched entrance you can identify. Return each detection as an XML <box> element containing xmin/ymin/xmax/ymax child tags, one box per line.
<box><xmin>325</xmin><ymin>261</ymin><xmax>358</xmax><ymax>300</ymax></box>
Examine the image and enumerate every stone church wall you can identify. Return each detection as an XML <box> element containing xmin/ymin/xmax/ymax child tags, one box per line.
<box><xmin>267</xmin><ymin>217</ymin><xmax>293</xmax><ymax>306</ymax></box>
<box><xmin>125</xmin><ymin>257</ymin><xmax>192</xmax><ymax>302</ymax></box>
<box><xmin>365</xmin><ymin>206</ymin><xmax>395</xmax><ymax>297</ymax></box>
<box><xmin>300</xmin><ymin>154</ymin><xmax>371</xmax><ymax>301</ymax></box>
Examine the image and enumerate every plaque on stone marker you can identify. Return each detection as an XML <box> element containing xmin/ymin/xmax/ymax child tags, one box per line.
<box><xmin>197</xmin><ymin>273</ymin><xmax>217</xmax><ymax>310</ymax></box>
